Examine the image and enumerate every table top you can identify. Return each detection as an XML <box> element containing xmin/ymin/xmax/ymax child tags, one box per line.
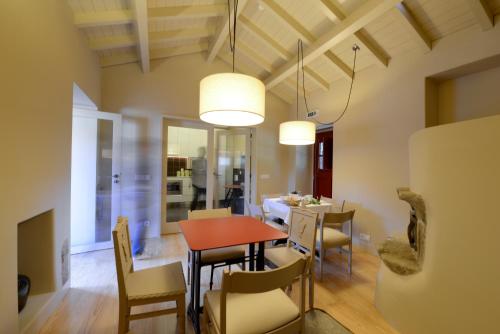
<box><xmin>179</xmin><ymin>216</ymin><xmax>288</xmax><ymax>251</ymax></box>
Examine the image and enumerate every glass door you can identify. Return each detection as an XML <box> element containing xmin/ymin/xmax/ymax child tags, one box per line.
<box><xmin>213</xmin><ymin>128</ymin><xmax>251</xmax><ymax>215</ymax></box>
<box><xmin>70</xmin><ymin>109</ymin><xmax>122</xmax><ymax>254</ymax></box>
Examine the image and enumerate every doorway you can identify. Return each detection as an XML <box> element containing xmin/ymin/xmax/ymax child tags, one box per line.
<box><xmin>313</xmin><ymin>128</ymin><xmax>333</xmax><ymax>199</ymax></box>
<box><xmin>161</xmin><ymin>118</ymin><xmax>252</xmax><ymax>234</ymax></box>
<box><xmin>70</xmin><ymin>109</ymin><xmax>122</xmax><ymax>254</ymax></box>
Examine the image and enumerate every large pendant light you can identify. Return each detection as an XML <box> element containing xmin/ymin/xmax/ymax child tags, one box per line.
<box><xmin>199</xmin><ymin>0</ymin><xmax>265</xmax><ymax>126</ymax></box>
<box><xmin>279</xmin><ymin>39</ymin><xmax>316</xmax><ymax>145</ymax></box>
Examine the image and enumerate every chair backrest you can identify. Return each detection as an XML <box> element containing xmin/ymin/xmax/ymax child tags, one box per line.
<box><xmin>320</xmin><ymin>196</ymin><xmax>345</xmax><ymax>212</ymax></box>
<box><xmin>287</xmin><ymin>208</ymin><xmax>318</xmax><ymax>255</ymax></box>
<box><xmin>187</xmin><ymin>207</ymin><xmax>231</xmax><ymax>220</ymax></box>
<box><xmin>219</xmin><ymin>256</ymin><xmax>308</xmax><ymax>333</ymax></box>
<box><xmin>246</xmin><ymin>200</ymin><xmax>265</xmax><ymax>222</ymax></box>
<box><xmin>322</xmin><ymin>210</ymin><xmax>355</xmax><ymax>237</ymax></box>
<box><xmin>112</xmin><ymin>216</ymin><xmax>134</xmax><ymax>300</ymax></box>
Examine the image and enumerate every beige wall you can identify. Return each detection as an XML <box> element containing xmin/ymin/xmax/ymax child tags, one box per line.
<box><xmin>376</xmin><ymin>115</ymin><xmax>500</xmax><ymax>334</ymax></box>
<box><xmin>101</xmin><ymin>54</ymin><xmax>291</xmax><ymax>234</ymax></box>
<box><xmin>437</xmin><ymin>65</ymin><xmax>500</xmax><ymax>124</ymax></box>
<box><xmin>0</xmin><ymin>1</ymin><xmax>101</xmax><ymax>332</ymax></box>
<box><xmin>301</xmin><ymin>24</ymin><xmax>500</xmax><ymax>253</ymax></box>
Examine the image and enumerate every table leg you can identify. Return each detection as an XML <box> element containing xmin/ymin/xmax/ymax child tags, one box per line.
<box><xmin>257</xmin><ymin>241</ymin><xmax>265</xmax><ymax>271</ymax></box>
<box><xmin>248</xmin><ymin>243</ymin><xmax>255</xmax><ymax>271</ymax></box>
<box><xmin>187</xmin><ymin>250</ymin><xmax>201</xmax><ymax>334</ymax></box>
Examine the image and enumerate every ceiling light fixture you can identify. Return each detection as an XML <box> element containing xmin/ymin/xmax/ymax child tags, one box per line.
<box><xmin>199</xmin><ymin>0</ymin><xmax>265</xmax><ymax>127</ymax></box>
<box><xmin>279</xmin><ymin>39</ymin><xmax>317</xmax><ymax>145</ymax></box>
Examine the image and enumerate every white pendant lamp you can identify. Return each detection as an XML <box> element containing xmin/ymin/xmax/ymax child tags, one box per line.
<box><xmin>199</xmin><ymin>0</ymin><xmax>265</xmax><ymax>127</ymax></box>
<box><xmin>279</xmin><ymin>121</ymin><xmax>316</xmax><ymax>145</ymax></box>
<box><xmin>200</xmin><ymin>72</ymin><xmax>265</xmax><ymax>126</ymax></box>
<box><xmin>279</xmin><ymin>39</ymin><xmax>316</xmax><ymax>146</ymax></box>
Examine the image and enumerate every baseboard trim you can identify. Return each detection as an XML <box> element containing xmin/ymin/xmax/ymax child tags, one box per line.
<box><xmin>20</xmin><ymin>281</ymin><xmax>69</xmax><ymax>334</ymax></box>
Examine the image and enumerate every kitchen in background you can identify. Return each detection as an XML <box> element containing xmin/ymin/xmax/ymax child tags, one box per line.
<box><xmin>165</xmin><ymin>126</ymin><xmax>208</xmax><ymax>223</ymax></box>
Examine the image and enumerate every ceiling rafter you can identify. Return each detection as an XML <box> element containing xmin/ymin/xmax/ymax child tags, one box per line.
<box><xmin>260</xmin><ymin>0</ymin><xmax>353</xmax><ymax>81</ymax></box>
<box><xmin>265</xmin><ymin>0</ymin><xmax>402</xmax><ymax>90</ymax></box>
<box><xmin>465</xmin><ymin>0</ymin><xmax>494</xmax><ymax>31</ymax></box>
<box><xmin>149</xmin><ymin>27</ymin><xmax>215</xmax><ymax>44</ymax></box>
<box><xmin>74</xmin><ymin>9</ymin><xmax>133</xmax><ymax>28</ymax></box>
<box><xmin>216</xmin><ymin>52</ymin><xmax>295</xmax><ymax>105</ymax></box>
<box><xmin>318</xmin><ymin>0</ymin><xmax>390</xmax><ymax>67</ymax></box>
<box><xmin>394</xmin><ymin>2</ymin><xmax>432</xmax><ymax>52</ymax></box>
<box><xmin>207</xmin><ymin>0</ymin><xmax>249</xmax><ymax>63</ymax></box>
<box><xmin>132</xmin><ymin>0</ymin><xmax>150</xmax><ymax>73</ymax></box>
<box><xmin>148</xmin><ymin>4</ymin><xmax>225</xmax><ymax>20</ymax></box>
<box><xmin>100</xmin><ymin>42</ymin><xmax>208</xmax><ymax>67</ymax></box>
<box><xmin>150</xmin><ymin>42</ymin><xmax>209</xmax><ymax>61</ymax></box>
<box><xmin>88</xmin><ymin>34</ymin><xmax>136</xmax><ymax>51</ymax></box>
<box><xmin>239</xmin><ymin>15</ymin><xmax>330</xmax><ymax>91</ymax></box>
<box><xmin>236</xmin><ymin>40</ymin><xmax>310</xmax><ymax>96</ymax></box>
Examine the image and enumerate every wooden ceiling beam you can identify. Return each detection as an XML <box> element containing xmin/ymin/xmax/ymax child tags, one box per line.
<box><xmin>148</xmin><ymin>4</ymin><xmax>225</xmax><ymax>20</ymax></box>
<box><xmin>207</xmin><ymin>0</ymin><xmax>249</xmax><ymax>63</ymax></box>
<box><xmin>88</xmin><ymin>34</ymin><xmax>137</xmax><ymax>51</ymax></box>
<box><xmin>465</xmin><ymin>0</ymin><xmax>494</xmax><ymax>31</ymax></box>
<box><xmin>74</xmin><ymin>10</ymin><xmax>133</xmax><ymax>28</ymax></box>
<box><xmin>265</xmin><ymin>0</ymin><xmax>401</xmax><ymax>90</ymax></box>
<box><xmin>132</xmin><ymin>0</ymin><xmax>150</xmax><ymax>73</ymax></box>
<box><xmin>261</xmin><ymin>0</ymin><xmax>352</xmax><ymax>80</ymax></box>
<box><xmin>239</xmin><ymin>15</ymin><xmax>329</xmax><ymax>91</ymax></box>
<box><xmin>318</xmin><ymin>0</ymin><xmax>390</xmax><ymax>67</ymax></box>
<box><xmin>395</xmin><ymin>2</ymin><xmax>432</xmax><ymax>52</ymax></box>
<box><xmin>149</xmin><ymin>27</ymin><xmax>214</xmax><ymax>44</ymax></box>
<box><xmin>150</xmin><ymin>42</ymin><xmax>208</xmax><ymax>61</ymax></box>
<box><xmin>100</xmin><ymin>52</ymin><xmax>138</xmax><ymax>67</ymax></box>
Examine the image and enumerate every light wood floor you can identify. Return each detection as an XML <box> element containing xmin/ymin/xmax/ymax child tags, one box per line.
<box><xmin>40</xmin><ymin>233</ymin><xmax>398</xmax><ymax>334</ymax></box>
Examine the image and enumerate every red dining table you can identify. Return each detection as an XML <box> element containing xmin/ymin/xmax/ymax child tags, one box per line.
<box><xmin>179</xmin><ymin>216</ymin><xmax>288</xmax><ymax>334</ymax></box>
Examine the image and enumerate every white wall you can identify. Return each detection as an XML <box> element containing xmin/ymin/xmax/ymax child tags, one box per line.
<box><xmin>300</xmin><ymin>24</ymin><xmax>500</xmax><ymax>252</ymax></box>
<box><xmin>0</xmin><ymin>1</ymin><xmax>100</xmax><ymax>331</ymax></box>
<box><xmin>101</xmin><ymin>53</ymin><xmax>291</xmax><ymax>235</ymax></box>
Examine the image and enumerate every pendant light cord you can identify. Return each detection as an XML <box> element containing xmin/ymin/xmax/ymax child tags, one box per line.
<box><xmin>297</xmin><ymin>40</ymin><xmax>360</xmax><ymax>126</ymax></box>
<box><xmin>227</xmin><ymin>0</ymin><xmax>239</xmax><ymax>73</ymax></box>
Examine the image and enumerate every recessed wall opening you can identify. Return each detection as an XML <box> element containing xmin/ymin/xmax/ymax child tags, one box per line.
<box><xmin>17</xmin><ymin>209</ymin><xmax>56</xmax><ymax>329</ymax></box>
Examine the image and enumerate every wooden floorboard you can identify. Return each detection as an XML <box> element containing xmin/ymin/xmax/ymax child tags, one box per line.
<box><xmin>40</xmin><ymin>233</ymin><xmax>398</xmax><ymax>334</ymax></box>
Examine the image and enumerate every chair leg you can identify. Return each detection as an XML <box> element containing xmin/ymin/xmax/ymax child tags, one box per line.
<box><xmin>177</xmin><ymin>295</ymin><xmax>186</xmax><ymax>334</ymax></box>
<box><xmin>309</xmin><ymin>272</ymin><xmax>315</xmax><ymax>310</ymax></box>
<box><xmin>209</xmin><ymin>264</ymin><xmax>215</xmax><ymax>290</ymax></box>
<box><xmin>319</xmin><ymin>247</ymin><xmax>324</xmax><ymax>281</ymax></box>
<box><xmin>241</xmin><ymin>260</ymin><xmax>246</xmax><ymax>271</ymax></box>
<box><xmin>117</xmin><ymin>302</ymin><xmax>127</xmax><ymax>334</ymax></box>
<box><xmin>202</xmin><ymin>295</ymin><xmax>210</xmax><ymax>334</ymax></box>
<box><xmin>348</xmin><ymin>242</ymin><xmax>352</xmax><ymax>276</ymax></box>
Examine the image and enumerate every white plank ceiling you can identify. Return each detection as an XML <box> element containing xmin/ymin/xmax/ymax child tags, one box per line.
<box><xmin>67</xmin><ymin>0</ymin><xmax>500</xmax><ymax>104</ymax></box>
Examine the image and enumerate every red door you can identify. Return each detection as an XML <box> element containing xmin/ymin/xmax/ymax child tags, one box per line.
<box><xmin>313</xmin><ymin>129</ymin><xmax>333</xmax><ymax>198</ymax></box>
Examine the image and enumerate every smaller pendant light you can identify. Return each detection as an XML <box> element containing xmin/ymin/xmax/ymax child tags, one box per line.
<box><xmin>199</xmin><ymin>0</ymin><xmax>265</xmax><ymax>127</ymax></box>
<box><xmin>279</xmin><ymin>39</ymin><xmax>316</xmax><ymax>145</ymax></box>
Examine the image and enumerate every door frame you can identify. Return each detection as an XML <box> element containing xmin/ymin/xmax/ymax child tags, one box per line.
<box><xmin>161</xmin><ymin>117</ymin><xmax>255</xmax><ymax>234</ymax></box>
<box><xmin>213</xmin><ymin>128</ymin><xmax>252</xmax><ymax>214</ymax></box>
<box><xmin>71</xmin><ymin>108</ymin><xmax>122</xmax><ymax>254</ymax></box>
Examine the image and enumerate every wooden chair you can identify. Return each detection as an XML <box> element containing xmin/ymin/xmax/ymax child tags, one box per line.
<box><xmin>203</xmin><ymin>256</ymin><xmax>308</xmax><ymax>334</ymax></box>
<box><xmin>320</xmin><ymin>196</ymin><xmax>345</xmax><ymax>213</ymax></box>
<box><xmin>112</xmin><ymin>217</ymin><xmax>186</xmax><ymax>334</ymax></box>
<box><xmin>187</xmin><ymin>208</ymin><xmax>246</xmax><ymax>290</ymax></box>
<box><xmin>264</xmin><ymin>208</ymin><xmax>318</xmax><ymax>309</ymax></box>
<box><xmin>316</xmin><ymin>210</ymin><xmax>355</xmax><ymax>279</ymax></box>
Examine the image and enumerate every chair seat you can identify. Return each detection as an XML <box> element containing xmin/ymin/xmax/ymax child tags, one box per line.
<box><xmin>264</xmin><ymin>246</ymin><xmax>303</xmax><ymax>267</ymax></box>
<box><xmin>201</xmin><ymin>246</ymin><xmax>246</xmax><ymax>265</ymax></box>
<box><xmin>205</xmin><ymin>289</ymin><xmax>299</xmax><ymax>334</ymax></box>
<box><xmin>317</xmin><ymin>227</ymin><xmax>350</xmax><ymax>248</ymax></box>
<box><xmin>126</xmin><ymin>261</ymin><xmax>186</xmax><ymax>301</ymax></box>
